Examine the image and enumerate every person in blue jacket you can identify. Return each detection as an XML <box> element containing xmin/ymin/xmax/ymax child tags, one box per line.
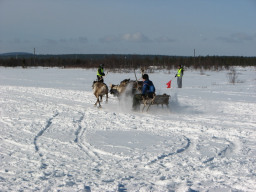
<box><xmin>132</xmin><ymin>74</ymin><xmax>155</xmax><ymax>111</ymax></box>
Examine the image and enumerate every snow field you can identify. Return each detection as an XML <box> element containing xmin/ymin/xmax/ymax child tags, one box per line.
<box><xmin>0</xmin><ymin>67</ymin><xmax>255</xmax><ymax>191</ymax></box>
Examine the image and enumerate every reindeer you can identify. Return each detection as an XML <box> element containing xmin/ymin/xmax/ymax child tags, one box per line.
<box><xmin>110</xmin><ymin>79</ymin><xmax>143</xmax><ymax>98</ymax></box>
<box><xmin>92</xmin><ymin>81</ymin><xmax>108</xmax><ymax>107</ymax></box>
<box><xmin>109</xmin><ymin>79</ymin><xmax>130</xmax><ymax>97</ymax></box>
<box><xmin>109</xmin><ymin>84</ymin><xmax>125</xmax><ymax>97</ymax></box>
<box><xmin>109</xmin><ymin>68</ymin><xmax>144</xmax><ymax>97</ymax></box>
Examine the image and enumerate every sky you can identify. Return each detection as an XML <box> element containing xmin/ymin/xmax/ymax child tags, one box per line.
<box><xmin>0</xmin><ymin>0</ymin><xmax>256</xmax><ymax>56</ymax></box>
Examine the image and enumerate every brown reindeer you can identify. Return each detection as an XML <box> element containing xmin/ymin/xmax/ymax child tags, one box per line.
<box><xmin>109</xmin><ymin>79</ymin><xmax>130</xmax><ymax>97</ymax></box>
<box><xmin>110</xmin><ymin>79</ymin><xmax>143</xmax><ymax>97</ymax></box>
<box><xmin>92</xmin><ymin>81</ymin><xmax>108</xmax><ymax>107</ymax></box>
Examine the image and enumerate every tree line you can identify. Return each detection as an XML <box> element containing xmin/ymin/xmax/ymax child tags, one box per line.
<box><xmin>0</xmin><ymin>54</ymin><xmax>255</xmax><ymax>70</ymax></box>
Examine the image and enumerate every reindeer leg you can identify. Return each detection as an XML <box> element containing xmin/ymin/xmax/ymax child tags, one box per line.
<box><xmin>142</xmin><ymin>105</ymin><xmax>145</xmax><ymax>112</ymax></box>
<box><xmin>98</xmin><ymin>99</ymin><xmax>101</xmax><ymax>108</ymax></box>
<box><xmin>95</xmin><ymin>96</ymin><xmax>99</xmax><ymax>106</ymax></box>
<box><xmin>146</xmin><ymin>103</ymin><xmax>152</xmax><ymax>112</ymax></box>
<box><xmin>106</xmin><ymin>93</ymin><xmax>108</xmax><ymax>103</ymax></box>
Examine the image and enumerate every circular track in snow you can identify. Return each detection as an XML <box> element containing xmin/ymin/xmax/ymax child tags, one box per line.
<box><xmin>85</xmin><ymin>130</ymin><xmax>189</xmax><ymax>159</ymax></box>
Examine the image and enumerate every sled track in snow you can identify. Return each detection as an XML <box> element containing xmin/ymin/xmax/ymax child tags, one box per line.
<box><xmin>203</xmin><ymin>137</ymin><xmax>235</xmax><ymax>164</ymax></box>
<box><xmin>34</xmin><ymin>112</ymin><xmax>59</xmax><ymax>153</ymax></box>
<box><xmin>148</xmin><ymin>136</ymin><xmax>191</xmax><ymax>165</ymax></box>
<box><xmin>74</xmin><ymin>112</ymin><xmax>85</xmax><ymax>143</ymax></box>
<box><xmin>33</xmin><ymin>112</ymin><xmax>59</xmax><ymax>171</ymax></box>
<box><xmin>73</xmin><ymin>111</ymin><xmax>102</xmax><ymax>161</ymax></box>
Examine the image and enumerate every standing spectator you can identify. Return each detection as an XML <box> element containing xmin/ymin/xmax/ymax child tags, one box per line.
<box><xmin>175</xmin><ymin>65</ymin><xmax>184</xmax><ymax>88</ymax></box>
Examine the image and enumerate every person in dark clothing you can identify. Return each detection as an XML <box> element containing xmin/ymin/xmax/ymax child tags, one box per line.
<box><xmin>132</xmin><ymin>74</ymin><xmax>155</xmax><ymax>111</ymax></box>
<box><xmin>175</xmin><ymin>65</ymin><xmax>184</xmax><ymax>88</ymax></box>
<box><xmin>97</xmin><ymin>64</ymin><xmax>105</xmax><ymax>82</ymax></box>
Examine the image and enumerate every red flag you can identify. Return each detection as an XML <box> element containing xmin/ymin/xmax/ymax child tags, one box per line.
<box><xmin>166</xmin><ymin>80</ymin><xmax>171</xmax><ymax>88</ymax></box>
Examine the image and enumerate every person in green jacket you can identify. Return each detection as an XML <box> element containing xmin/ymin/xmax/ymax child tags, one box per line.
<box><xmin>97</xmin><ymin>64</ymin><xmax>105</xmax><ymax>82</ymax></box>
<box><xmin>175</xmin><ymin>65</ymin><xmax>184</xmax><ymax>88</ymax></box>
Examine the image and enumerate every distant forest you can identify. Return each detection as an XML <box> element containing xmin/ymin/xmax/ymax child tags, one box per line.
<box><xmin>0</xmin><ymin>54</ymin><xmax>255</xmax><ymax>70</ymax></box>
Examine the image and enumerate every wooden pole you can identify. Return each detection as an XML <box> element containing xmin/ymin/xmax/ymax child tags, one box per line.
<box><xmin>194</xmin><ymin>49</ymin><xmax>196</xmax><ymax>66</ymax></box>
<box><xmin>34</xmin><ymin>48</ymin><xmax>36</xmax><ymax>65</ymax></box>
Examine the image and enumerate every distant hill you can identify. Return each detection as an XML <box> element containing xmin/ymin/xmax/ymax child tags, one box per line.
<box><xmin>0</xmin><ymin>52</ymin><xmax>33</xmax><ymax>56</ymax></box>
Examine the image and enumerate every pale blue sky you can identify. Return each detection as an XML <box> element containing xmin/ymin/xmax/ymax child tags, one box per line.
<box><xmin>0</xmin><ymin>0</ymin><xmax>255</xmax><ymax>56</ymax></box>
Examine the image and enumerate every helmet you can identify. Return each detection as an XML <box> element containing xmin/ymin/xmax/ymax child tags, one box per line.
<box><xmin>100</xmin><ymin>64</ymin><xmax>104</xmax><ymax>67</ymax></box>
<box><xmin>142</xmin><ymin>74</ymin><xmax>149</xmax><ymax>80</ymax></box>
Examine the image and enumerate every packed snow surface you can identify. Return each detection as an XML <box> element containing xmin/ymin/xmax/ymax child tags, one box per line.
<box><xmin>0</xmin><ymin>67</ymin><xmax>255</xmax><ymax>191</ymax></box>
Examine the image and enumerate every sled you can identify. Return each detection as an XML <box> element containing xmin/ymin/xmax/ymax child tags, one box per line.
<box><xmin>140</xmin><ymin>94</ymin><xmax>170</xmax><ymax>112</ymax></box>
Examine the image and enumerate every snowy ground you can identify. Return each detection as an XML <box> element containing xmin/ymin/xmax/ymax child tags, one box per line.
<box><xmin>0</xmin><ymin>66</ymin><xmax>255</xmax><ymax>192</ymax></box>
